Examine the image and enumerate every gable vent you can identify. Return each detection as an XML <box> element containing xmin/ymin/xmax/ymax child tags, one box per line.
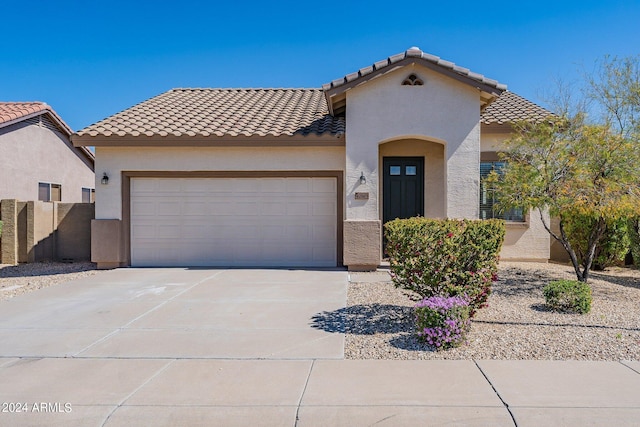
<box><xmin>23</xmin><ymin>114</ymin><xmax>67</xmax><ymax>134</ymax></box>
<box><xmin>402</xmin><ymin>74</ymin><xmax>424</xmax><ymax>86</ymax></box>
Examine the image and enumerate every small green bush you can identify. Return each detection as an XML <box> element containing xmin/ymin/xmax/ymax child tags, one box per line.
<box><xmin>543</xmin><ymin>280</ymin><xmax>592</xmax><ymax>314</ymax></box>
<box><xmin>385</xmin><ymin>218</ymin><xmax>505</xmax><ymax>317</ymax></box>
<box><xmin>415</xmin><ymin>295</ymin><xmax>470</xmax><ymax>350</ymax></box>
<box><xmin>563</xmin><ymin>214</ymin><xmax>631</xmax><ymax>270</ymax></box>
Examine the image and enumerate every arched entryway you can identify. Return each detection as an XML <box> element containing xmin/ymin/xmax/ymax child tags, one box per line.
<box><xmin>378</xmin><ymin>138</ymin><xmax>446</xmax><ymax>226</ymax></box>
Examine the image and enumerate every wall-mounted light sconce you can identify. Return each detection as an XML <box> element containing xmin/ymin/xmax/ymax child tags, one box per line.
<box><xmin>359</xmin><ymin>171</ymin><xmax>366</xmax><ymax>185</ymax></box>
<box><xmin>101</xmin><ymin>173</ymin><xmax>109</xmax><ymax>185</ymax></box>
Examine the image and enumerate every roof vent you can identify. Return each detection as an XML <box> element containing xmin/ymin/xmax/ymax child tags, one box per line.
<box><xmin>402</xmin><ymin>74</ymin><xmax>424</xmax><ymax>86</ymax></box>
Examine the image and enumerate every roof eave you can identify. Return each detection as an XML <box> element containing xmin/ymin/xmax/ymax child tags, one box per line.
<box><xmin>71</xmin><ymin>133</ymin><xmax>346</xmax><ymax>147</ymax></box>
<box><xmin>481</xmin><ymin>122</ymin><xmax>514</xmax><ymax>133</ymax></box>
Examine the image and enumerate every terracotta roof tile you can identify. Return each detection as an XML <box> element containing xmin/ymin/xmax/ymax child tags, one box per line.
<box><xmin>323</xmin><ymin>47</ymin><xmax>508</xmax><ymax>92</ymax></box>
<box><xmin>0</xmin><ymin>102</ymin><xmax>49</xmax><ymax>125</ymax></box>
<box><xmin>481</xmin><ymin>91</ymin><xmax>552</xmax><ymax>125</ymax></box>
<box><xmin>76</xmin><ymin>88</ymin><xmax>345</xmax><ymax>140</ymax></box>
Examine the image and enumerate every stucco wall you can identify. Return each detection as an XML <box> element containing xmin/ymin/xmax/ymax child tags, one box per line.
<box><xmin>0</xmin><ymin>120</ymin><xmax>95</xmax><ymax>202</ymax></box>
<box><xmin>500</xmin><ymin>210</ymin><xmax>551</xmax><ymax>261</ymax></box>
<box><xmin>345</xmin><ymin>64</ymin><xmax>482</xmax><ymax>221</ymax></box>
<box><xmin>94</xmin><ymin>146</ymin><xmax>345</xmax><ymax>220</ymax></box>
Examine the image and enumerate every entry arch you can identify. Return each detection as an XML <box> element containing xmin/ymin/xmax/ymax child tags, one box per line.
<box><xmin>378</xmin><ymin>136</ymin><xmax>446</xmax><ymax>222</ymax></box>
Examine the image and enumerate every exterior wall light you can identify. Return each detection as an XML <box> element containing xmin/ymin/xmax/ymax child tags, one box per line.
<box><xmin>359</xmin><ymin>172</ymin><xmax>367</xmax><ymax>185</ymax></box>
<box><xmin>101</xmin><ymin>173</ymin><xmax>109</xmax><ymax>185</ymax></box>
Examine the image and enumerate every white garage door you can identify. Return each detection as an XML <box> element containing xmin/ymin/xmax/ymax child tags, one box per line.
<box><xmin>130</xmin><ymin>177</ymin><xmax>337</xmax><ymax>267</ymax></box>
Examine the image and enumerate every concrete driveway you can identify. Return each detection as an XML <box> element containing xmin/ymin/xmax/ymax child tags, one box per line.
<box><xmin>0</xmin><ymin>268</ymin><xmax>347</xmax><ymax>360</ymax></box>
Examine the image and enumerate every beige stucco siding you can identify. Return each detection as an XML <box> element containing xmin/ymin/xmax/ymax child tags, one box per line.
<box><xmin>0</xmin><ymin>121</ymin><xmax>94</xmax><ymax>202</ymax></box>
<box><xmin>94</xmin><ymin>146</ymin><xmax>345</xmax><ymax>220</ymax></box>
<box><xmin>481</xmin><ymin>131</ymin><xmax>510</xmax><ymax>152</ymax></box>
<box><xmin>345</xmin><ymin>64</ymin><xmax>482</xmax><ymax>221</ymax></box>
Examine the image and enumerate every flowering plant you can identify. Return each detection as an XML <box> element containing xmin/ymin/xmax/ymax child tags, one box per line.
<box><xmin>385</xmin><ymin>218</ymin><xmax>504</xmax><ymax>317</ymax></box>
<box><xmin>415</xmin><ymin>295</ymin><xmax>471</xmax><ymax>350</ymax></box>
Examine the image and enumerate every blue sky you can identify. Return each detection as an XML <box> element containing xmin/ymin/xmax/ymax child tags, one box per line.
<box><xmin>2</xmin><ymin>0</ymin><xmax>638</xmax><ymax>130</ymax></box>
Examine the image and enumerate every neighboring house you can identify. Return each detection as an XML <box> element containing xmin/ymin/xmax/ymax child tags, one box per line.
<box><xmin>0</xmin><ymin>102</ymin><xmax>95</xmax><ymax>203</ymax></box>
<box><xmin>72</xmin><ymin>47</ymin><xmax>552</xmax><ymax>270</ymax></box>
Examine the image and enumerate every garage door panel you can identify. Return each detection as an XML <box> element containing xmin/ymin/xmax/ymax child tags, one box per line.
<box><xmin>206</xmin><ymin>201</ymin><xmax>234</xmax><ymax>215</ymax></box>
<box><xmin>285</xmin><ymin>225</ymin><xmax>311</xmax><ymax>240</ymax></box>
<box><xmin>260</xmin><ymin>202</ymin><xmax>286</xmax><ymax>215</ymax></box>
<box><xmin>131</xmin><ymin>177</ymin><xmax>337</xmax><ymax>267</ymax></box>
<box><xmin>157</xmin><ymin>201</ymin><xmax>182</xmax><ymax>215</ymax></box>
<box><xmin>260</xmin><ymin>178</ymin><xmax>286</xmax><ymax>192</ymax></box>
<box><xmin>235</xmin><ymin>201</ymin><xmax>259</xmax><ymax>212</ymax></box>
<box><xmin>313</xmin><ymin>178</ymin><xmax>337</xmax><ymax>193</ymax></box>
<box><xmin>132</xmin><ymin>225</ymin><xmax>157</xmax><ymax>239</ymax></box>
<box><xmin>184</xmin><ymin>202</ymin><xmax>208</xmax><ymax>215</ymax></box>
<box><xmin>132</xmin><ymin>178</ymin><xmax>158</xmax><ymax>192</ymax></box>
<box><xmin>313</xmin><ymin>201</ymin><xmax>337</xmax><ymax>216</ymax></box>
<box><xmin>286</xmin><ymin>202</ymin><xmax>311</xmax><ymax>215</ymax></box>
<box><xmin>155</xmin><ymin>225</ymin><xmax>181</xmax><ymax>239</ymax></box>
<box><xmin>313</xmin><ymin>224</ymin><xmax>335</xmax><ymax>239</ymax></box>
<box><xmin>131</xmin><ymin>200</ymin><xmax>158</xmax><ymax>216</ymax></box>
<box><xmin>232</xmin><ymin>179</ymin><xmax>260</xmax><ymax>192</ymax></box>
<box><xmin>313</xmin><ymin>247</ymin><xmax>336</xmax><ymax>263</ymax></box>
<box><xmin>286</xmin><ymin>178</ymin><xmax>312</xmax><ymax>192</ymax></box>
<box><xmin>262</xmin><ymin>225</ymin><xmax>286</xmax><ymax>239</ymax></box>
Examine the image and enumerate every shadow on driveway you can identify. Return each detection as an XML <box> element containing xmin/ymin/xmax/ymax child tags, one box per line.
<box><xmin>311</xmin><ymin>304</ymin><xmax>440</xmax><ymax>352</ymax></box>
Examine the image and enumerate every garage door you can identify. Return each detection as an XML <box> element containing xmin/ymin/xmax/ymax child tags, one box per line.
<box><xmin>130</xmin><ymin>177</ymin><xmax>337</xmax><ymax>267</ymax></box>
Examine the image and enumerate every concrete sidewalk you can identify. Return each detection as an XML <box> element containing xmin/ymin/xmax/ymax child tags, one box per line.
<box><xmin>1</xmin><ymin>358</ymin><xmax>639</xmax><ymax>426</ymax></box>
<box><xmin>0</xmin><ymin>268</ymin><xmax>639</xmax><ymax>426</ymax></box>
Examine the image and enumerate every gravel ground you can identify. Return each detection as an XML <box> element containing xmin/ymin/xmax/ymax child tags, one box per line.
<box><xmin>341</xmin><ymin>262</ymin><xmax>640</xmax><ymax>360</ymax></box>
<box><xmin>0</xmin><ymin>262</ymin><xmax>100</xmax><ymax>301</ymax></box>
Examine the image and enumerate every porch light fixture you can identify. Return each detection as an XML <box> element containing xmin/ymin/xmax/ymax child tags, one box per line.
<box><xmin>101</xmin><ymin>173</ymin><xmax>109</xmax><ymax>185</ymax></box>
<box><xmin>359</xmin><ymin>172</ymin><xmax>366</xmax><ymax>185</ymax></box>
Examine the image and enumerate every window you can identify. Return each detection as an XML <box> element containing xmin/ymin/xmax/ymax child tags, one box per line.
<box><xmin>38</xmin><ymin>182</ymin><xmax>62</xmax><ymax>202</ymax></box>
<box><xmin>479</xmin><ymin>162</ymin><xmax>524</xmax><ymax>221</ymax></box>
<box><xmin>82</xmin><ymin>188</ymin><xmax>95</xmax><ymax>203</ymax></box>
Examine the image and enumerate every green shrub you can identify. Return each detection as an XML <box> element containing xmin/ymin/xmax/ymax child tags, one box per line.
<box><xmin>543</xmin><ymin>280</ymin><xmax>592</xmax><ymax>314</ymax></box>
<box><xmin>563</xmin><ymin>213</ymin><xmax>631</xmax><ymax>270</ymax></box>
<box><xmin>385</xmin><ymin>218</ymin><xmax>505</xmax><ymax>317</ymax></box>
<box><xmin>0</xmin><ymin>220</ymin><xmax>3</xmax><ymax>238</ymax></box>
<box><xmin>415</xmin><ymin>295</ymin><xmax>471</xmax><ymax>350</ymax></box>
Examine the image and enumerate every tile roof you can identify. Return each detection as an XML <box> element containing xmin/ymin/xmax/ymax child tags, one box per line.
<box><xmin>323</xmin><ymin>46</ymin><xmax>508</xmax><ymax>93</ymax></box>
<box><xmin>72</xmin><ymin>87</ymin><xmax>549</xmax><ymax>145</ymax></box>
<box><xmin>75</xmin><ymin>88</ymin><xmax>345</xmax><ymax>140</ymax></box>
<box><xmin>0</xmin><ymin>102</ymin><xmax>50</xmax><ymax>126</ymax></box>
<box><xmin>481</xmin><ymin>91</ymin><xmax>552</xmax><ymax>125</ymax></box>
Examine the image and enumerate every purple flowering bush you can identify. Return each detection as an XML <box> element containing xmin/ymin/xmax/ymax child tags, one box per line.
<box><xmin>385</xmin><ymin>218</ymin><xmax>505</xmax><ymax>317</ymax></box>
<box><xmin>415</xmin><ymin>295</ymin><xmax>471</xmax><ymax>350</ymax></box>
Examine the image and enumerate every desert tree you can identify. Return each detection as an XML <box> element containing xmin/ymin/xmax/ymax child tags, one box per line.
<box><xmin>490</xmin><ymin>55</ymin><xmax>640</xmax><ymax>282</ymax></box>
<box><xmin>490</xmin><ymin>102</ymin><xmax>640</xmax><ymax>282</ymax></box>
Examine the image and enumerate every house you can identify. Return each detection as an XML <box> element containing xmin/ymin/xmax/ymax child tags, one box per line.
<box><xmin>71</xmin><ymin>47</ymin><xmax>552</xmax><ymax>270</ymax></box>
<box><xmin>0</xmin><ymin>102</ymin><xmax>95</xmax><ymax>202</ymax></box>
